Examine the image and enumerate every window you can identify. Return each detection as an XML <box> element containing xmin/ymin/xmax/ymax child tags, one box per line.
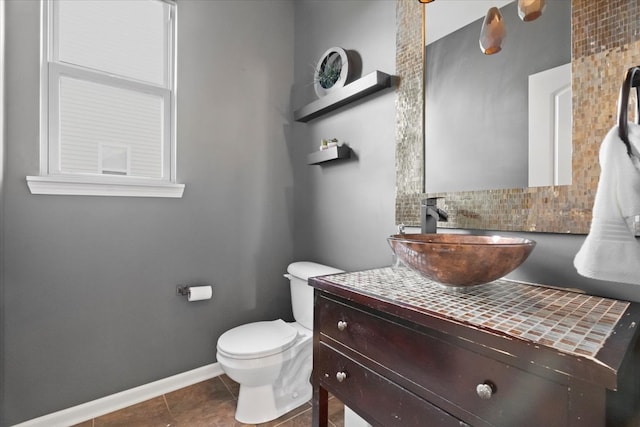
<box><xmin>27</xmin><ymin>0</ymin><xmax>184</xmax><ymax>197</ymax></box>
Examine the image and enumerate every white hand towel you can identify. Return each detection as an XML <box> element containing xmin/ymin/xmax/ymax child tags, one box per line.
<box><xmin>574</xmin><ymin>123</ymin><xmax>640</xmax><ymax>285</ymax></box>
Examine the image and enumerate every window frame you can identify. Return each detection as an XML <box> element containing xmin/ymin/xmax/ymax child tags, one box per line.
<box><xmin>28</xmin><ymin>0</ymin><xmax>184</xmax><ymax>198</ymax></box>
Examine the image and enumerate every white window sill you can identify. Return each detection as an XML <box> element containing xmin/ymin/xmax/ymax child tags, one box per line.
<box><xmin>26</xmin><ymin>175</ymin><xmax>185</xmax><ymax>198</ymax></box>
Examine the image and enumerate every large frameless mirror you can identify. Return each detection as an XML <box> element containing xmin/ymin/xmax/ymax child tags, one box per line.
<box><xmin>424</xmin><ymin>0</ymin><xmax>571</xmax><ymax>193</ymax></box>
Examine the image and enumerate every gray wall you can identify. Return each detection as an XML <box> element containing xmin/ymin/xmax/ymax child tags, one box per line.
<box><xmin>0</xmin><ymin>2</ymin><xmax>5</xmax><ymax>424</ymax></box>
<box><xmin>292</xmin><ymin>0</ymin><xmax>398</xmax><ymax>272</ymax></box>
<box><xmin>3</xmin><ymin>0</ymin><xmax>640</xmax><ymax>425</ymax></box>
<box><xmin>2</xmin><ymin>1</ymin><xmax>295</xmax><ymax>425</ymax></box>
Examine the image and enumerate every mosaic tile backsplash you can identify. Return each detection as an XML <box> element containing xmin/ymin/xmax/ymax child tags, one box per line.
<box><xmin>324</xmin><ymin>267</ymin><xmax>630</xmax><ymax>360</ymax></box>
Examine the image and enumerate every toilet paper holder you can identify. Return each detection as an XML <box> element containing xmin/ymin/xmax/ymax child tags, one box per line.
<box><xmin>176</xmin><ymin>285</ymin><xmax>211</xmax><ymax>296</ymax></box>
<box><xmin>176</xmin><ymin>284</ymin><xmax>213</xmax><ymax>302</ymax></box>
<box><xmin>176</xmin><ymin>285</ymin><xmax>191</xmax><ymax>297</ymax></box>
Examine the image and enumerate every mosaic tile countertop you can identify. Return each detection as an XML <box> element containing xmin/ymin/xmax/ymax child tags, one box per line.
<box><xmin>321</xmin><ymin>267</ymin><xmax>630</xmax><ymax>361</ymax></box>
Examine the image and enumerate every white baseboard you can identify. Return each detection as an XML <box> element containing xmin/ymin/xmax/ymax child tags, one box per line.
<box><xmin>12</xmin><ymin>363</ymin><xmax>224</xmax><ymax>427</ymax></box>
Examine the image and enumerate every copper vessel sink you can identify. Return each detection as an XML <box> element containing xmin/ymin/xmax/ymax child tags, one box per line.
<box><xmin>388</xmin><ymin>234</ymin><xmax>536</xmax><ymax>287</ymax></box>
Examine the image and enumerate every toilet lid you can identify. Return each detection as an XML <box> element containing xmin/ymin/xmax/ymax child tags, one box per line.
<box><xmin>217</xmin><ymin>319</ymin><xmax>298</xmax><ymax>359</ymax></box>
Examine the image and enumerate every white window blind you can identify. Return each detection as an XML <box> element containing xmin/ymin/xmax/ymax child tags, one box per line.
<box><xmin>29</xmin><ymin>0</ymin><xmax>183</xmax><ymax>198</ymax></box>
<box><xmin>56</xmin><ymin>0</ymin><xmax>168</xmax><ymax>86</ymax></box>
<box><xmin>57</xmin><ymin>75</ymin><xmax>164</xmax><ymax>178</ymax></box>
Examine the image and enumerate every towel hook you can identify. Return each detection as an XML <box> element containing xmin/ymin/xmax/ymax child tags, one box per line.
<box><xmin>617</xmin><ymin>66</ymin><xmax>640</xmax><ymax>158</ymax></box>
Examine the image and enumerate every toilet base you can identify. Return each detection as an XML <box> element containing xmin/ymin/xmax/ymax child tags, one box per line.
<box><xmin>218</xmin><ymin>322</ymin><xmax>313</xmax><ymax>423</ymax></box>
<box><xmin>235</xmin><ymin>382</ymin><xmax>311</xmax><ymax>424</ymax></box>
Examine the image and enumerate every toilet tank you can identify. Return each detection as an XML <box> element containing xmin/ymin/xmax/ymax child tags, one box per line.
<box><xmin>286</xmin><ymin>262</ymin><xmax>344</xmax><ymax>330</ymax></box>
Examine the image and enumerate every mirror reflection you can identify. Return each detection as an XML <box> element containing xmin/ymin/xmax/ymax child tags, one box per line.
<box><xmin>424</xmin><ymin>0</ymin><xmax>571</xmax><ymax>193</ymax></box>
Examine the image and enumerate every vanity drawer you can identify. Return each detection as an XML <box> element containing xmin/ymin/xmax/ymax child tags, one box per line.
<box><xmin>317</xmin><ymin>342</ymin><xmax>468</xmax><ymax>427</ymax></box>
<box><xmin>317</xmin><ymin>295</ymin><xmax>569</xmax><ymax>427</ymax></box>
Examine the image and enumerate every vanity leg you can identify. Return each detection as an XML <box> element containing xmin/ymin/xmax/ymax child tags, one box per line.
<box><xmin>312</xmin><ymin>384</ymin><xmax>328</xmax><ymax>427</ymax></box>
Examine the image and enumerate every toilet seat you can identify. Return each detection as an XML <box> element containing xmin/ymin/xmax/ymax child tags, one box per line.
<box><xmin>217</xmin><ymin>319</ymin><xmax>298</xmax><ymax>360</ymax></box>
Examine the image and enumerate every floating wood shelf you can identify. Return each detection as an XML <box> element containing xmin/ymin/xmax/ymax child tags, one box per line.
<box><xmin>294</xmin><ymin>71</ymin><xmax>393</xmax><ymax>123</ymax></box>
<box><xmin>307</xmin><ymin>145</ymin><xmax>351</xmax><ymax>165</ymax></box>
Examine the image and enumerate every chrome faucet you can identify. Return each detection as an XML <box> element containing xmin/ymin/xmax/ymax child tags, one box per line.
<box><xmin>421</xmin><ymin>198</ymin><xmax>448</xmax><ymax>233</ymax></box>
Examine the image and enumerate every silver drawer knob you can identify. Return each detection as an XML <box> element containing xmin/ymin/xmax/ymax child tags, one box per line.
<box><xmin>336</xmin><ymin>371</ymin><xmax>347</xmax><ymax>382</ymax></box>
<box><xmin>337</xmin><ymin>320</ymin><xmax>348</xmax><ymax>331</ymax></box>
<box><xmin>476</xmin><ymin>383</ymin><xmax>494</xmax><ymax>400</ymax></box>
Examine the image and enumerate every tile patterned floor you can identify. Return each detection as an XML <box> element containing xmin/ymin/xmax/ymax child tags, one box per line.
<box><xmin>71</xmin><ymin>375</ymin><xmax>344</xmax><ymax>427</ymax></box>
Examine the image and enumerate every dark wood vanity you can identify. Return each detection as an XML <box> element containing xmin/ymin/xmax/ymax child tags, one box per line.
<box><xmin>310</xmin><ymin>267</ymin><xmax>640</xmax><ymax>427</ymax></box>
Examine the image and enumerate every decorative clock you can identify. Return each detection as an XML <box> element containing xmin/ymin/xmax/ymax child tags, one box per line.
<box><xmin>313</xmin><ymin>47</ymin><xmax>352</xmax><ymax>98</ymax></box>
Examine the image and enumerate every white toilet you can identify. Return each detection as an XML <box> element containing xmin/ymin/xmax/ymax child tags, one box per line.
<box><xmin>216</xmin><ymin>261</ymin><xmax>343</xmax><ymax>424</ymax></box>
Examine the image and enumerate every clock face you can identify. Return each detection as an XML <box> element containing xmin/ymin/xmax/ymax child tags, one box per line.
<box><xmin>317</xmin><ymin>52</ymin><xmax>343</xmax><ymax>89</ymax></box>
<box><xmin>314</xmin><ymin>47</ymin><xmax>351</xmax><ymax>97</ymax></box>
